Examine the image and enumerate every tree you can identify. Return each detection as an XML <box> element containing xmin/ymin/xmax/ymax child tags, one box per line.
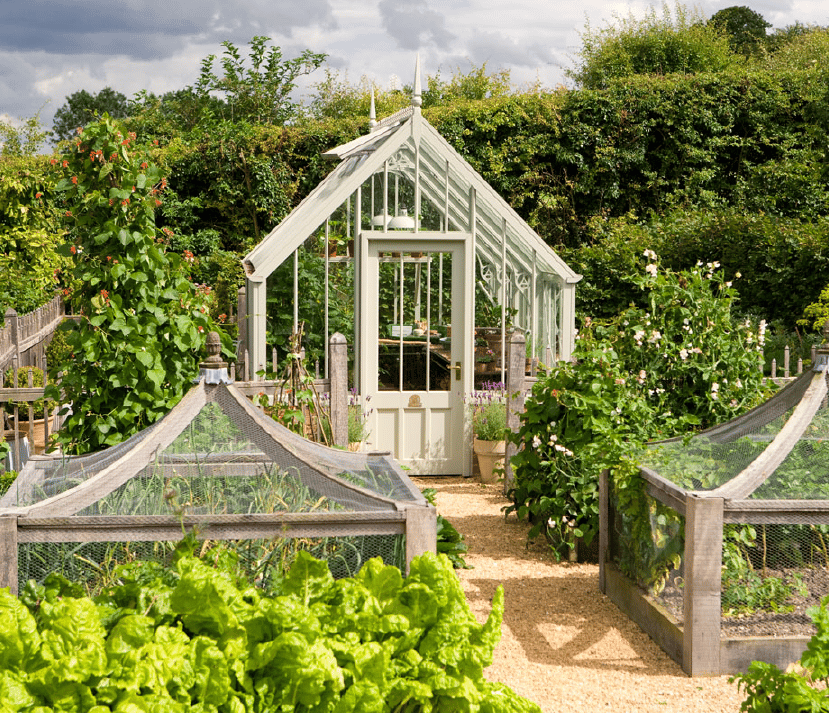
<box><xmin>567</xmin><ymin>1</ymin><xmax>738</xmax><ymax>89</ymax></box>
<box><xmin>195</xmin><ymin>36</ymin><xmax>326</xmax><ymax>125</ymax></box>
<box><xmin>708</xmin><ymin>6</ymin><xmax>771</xmax><ymax>57</ymax></box>
<box><xmin>52</xmin><ymin>87</ymin><xmax>129</xmax><ymax>143</ymax></box>
<box><xmin>0</xmin><ymin>112</ymin><xmax>50</xmax><ymax>156</ymax></box>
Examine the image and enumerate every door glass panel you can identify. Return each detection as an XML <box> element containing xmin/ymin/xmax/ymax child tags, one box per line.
<box><xmin>377</xmin><ymin>251</ymin><xmax>452</xmax><ymax>392</ymax></box>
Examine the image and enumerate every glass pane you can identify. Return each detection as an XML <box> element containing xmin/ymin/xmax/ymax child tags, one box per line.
<box><xmin>376</xmin><ymin>252</ymin><xmax>452</xmax><ymax>392</ymax></box>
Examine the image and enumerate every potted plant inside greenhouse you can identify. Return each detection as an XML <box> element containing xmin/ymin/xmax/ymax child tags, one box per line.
<box><xmin>470</xmin><ymin>384</ymin><xmax>507</xmax><ymax>483</ymax></box>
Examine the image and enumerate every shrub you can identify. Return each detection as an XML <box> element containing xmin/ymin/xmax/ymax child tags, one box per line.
<box><xmin>507</xmin><ymin>251</ymin><xmax>771</xmax><ymax>559</ymax></box>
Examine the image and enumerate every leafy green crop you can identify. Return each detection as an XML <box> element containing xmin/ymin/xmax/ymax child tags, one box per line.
<box><xmin>733</xmin><ymin>595</ymin><xmax>829</xmax><ymax>711</ymax></box>
<box><xmin>0</xmin><ymin>546</ymin><xmax>538</xmax><ymax>712</ymax></box>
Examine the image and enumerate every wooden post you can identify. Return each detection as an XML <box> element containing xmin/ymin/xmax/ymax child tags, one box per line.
<box><xmin>236</xmin><ymin>285</ymin><xmax>247</xmax><ymax>379</ymax></box>
<box><xmin>598</xmin><ymin>469</ymin><xmax>609</xmax><ymax>593</ymax></box>
<box><xmin>329</xmin><ymin>332</ymin><xmax>348</xmax><ymax>449</ymax></box>
<box><xmin>683</xmin><ymin>494</ymin><xmax>723</xmax><ymax>675</ymax></box>
<box><xmin>771</xmin><ymin>358</ymin><xmax>777</xmax><ymax>379</ymax></box>
<box><xmin>784</xmin><ymin>345</ymin><xmax>790</xmax><ymax>378</ymax></box>
<box><xmin>403</xmin><ymin>504</ymin><xmax>437</xmax><ymax>575</ymax></box>
<box><xmin>5</xmin><ymin>308</ymin><xmax>19</xmax><ymax>366</ymax></box>
<box><xmin>0</xmin><ymin>516</ymin><xmax>18</xmax><ymax>595</ymax></box>
<box><xmin>504</xmin><ymin>330</ymin><xmax>526</xmax><ymax>494</ymax></box>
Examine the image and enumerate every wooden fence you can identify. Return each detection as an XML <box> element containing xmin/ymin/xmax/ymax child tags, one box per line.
<box><xmin>1</xmin><ymin>296</ymin><xmax>65</xmax><ymax>372</ymax></box>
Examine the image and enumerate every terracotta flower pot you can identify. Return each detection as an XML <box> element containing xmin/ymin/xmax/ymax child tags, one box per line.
<box><xmin>473</xmin><ymin>437</ymin><xmax>506</xmax><ymax>484</ymax></box>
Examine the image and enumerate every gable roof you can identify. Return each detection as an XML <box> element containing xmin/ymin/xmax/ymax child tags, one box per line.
<box><xmin>243</xmin><ymin>109</ymin><xmax>580</xmax><ymax>286</ymax></box>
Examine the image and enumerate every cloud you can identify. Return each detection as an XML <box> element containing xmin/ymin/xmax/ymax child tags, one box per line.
<box><xmin>0</xmin><ymin>0</ymin><xmax>337</xmax><ymax>61</ymax></box>
<box><xmin>378</xmin><ymin>0</ymin><xmax>455</xmax><ymax>50</ymax></box>
<box><xmin>467</xmin><ymin>29</ymin><xmax>562</xmax><ymax>69</ymax></box>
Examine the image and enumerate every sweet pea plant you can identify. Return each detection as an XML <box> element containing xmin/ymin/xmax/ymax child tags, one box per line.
<box><xmin>507</xmin><ymin>251</ymin><xmax>771</xmax><ymax>564</ymax></box>
<box><xmin>47</xmin><ymin>116</ymin><xmax>227</xmax><ymax>454</ymax></box>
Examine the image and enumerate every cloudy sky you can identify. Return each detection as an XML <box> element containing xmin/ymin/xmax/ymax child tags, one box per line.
<box><xmin>1</xmin><ymin>0</ymin><xmax>828</xmax><ymax>132</ymax></box>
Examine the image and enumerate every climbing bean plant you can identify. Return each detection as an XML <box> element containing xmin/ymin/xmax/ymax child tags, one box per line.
<box><xmin>47</xmin><ymin>116</ymin><xmax>227</xmax><ymax>454</ymax></box>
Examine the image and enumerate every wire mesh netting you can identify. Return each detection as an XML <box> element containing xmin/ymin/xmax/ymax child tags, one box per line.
<box><xmin>625</xmin><ymin>368</ymin><xmax>829</xmax><ymax>636</ymax></box>
<box><xmin>611</xmin><ymin>489</ymin><xmax>686</xmax><ymax>619</ymax></box>
<box><xmin>1</xmin><ymin>380</ymin><xmax>428</xmax><ymax>594</ymax></box>
<box><xmin>639</xmin><ymin>370</ymin><xmax>811</xmax><ymax>492</ymax></box>
<box><xmin>16</xmin><ymin>534</ymin><xmax>407</xmax><ymax>596</ymax></box>
<box><xmin>719</xmin><ymin>521</ymin><xmax>829</xmax><ymax>637</ymax></box>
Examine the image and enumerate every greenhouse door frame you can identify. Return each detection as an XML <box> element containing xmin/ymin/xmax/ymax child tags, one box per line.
<box><xmin>360</xmin><ymin>233</ymin><xmax>474</xmax><ymax>476</ymax></box>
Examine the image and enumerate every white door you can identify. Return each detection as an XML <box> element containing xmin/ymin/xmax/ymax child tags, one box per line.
<box><xmin>361</xmin><ymin>235</ymin><xmax>472</xmax><ymax>475</ymax></box>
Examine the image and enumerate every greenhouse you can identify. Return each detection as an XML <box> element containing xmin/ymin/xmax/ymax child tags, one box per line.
<box><xmin>600</xmin><ymin>329</ymin><xmax>829</xmax><ymax>675</ymax></box>
<box><xmin>242</xmin><ymin>58</ymin><xmax>580</xmax><ymax>476</ymax></box>
<box><xmin>0</xmin><ymin>347</ymin><xmax>435</xmax><ymax>596</ymax></box>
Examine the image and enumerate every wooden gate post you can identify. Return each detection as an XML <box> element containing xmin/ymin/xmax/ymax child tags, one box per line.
<box><xmin>504</xmin><ymin>330</ymin><xmax>526</xmax><ymax>494</ymax></box>
<box><xmin>329</xmin><ymin>333</ymin><xmax>348</xmax><ymax>449</ymax></box>
<box><xmin>683</xmin><ymin>494</ymin><xmax>723</xmax><ymax>675</ymax></box>
<box><xmin>402</xmin><ymin>504</ymin><xmax>437</xmax><ymax>575</ymax></box>
<box><xmin>236</xmin><ymin>285</ymin><xmax>247</xmax><ymax>379</ymax></box>
<box><xmin>0</xmin><ymin>515</ymin><xmax>18</xmax><ymax>595</ymax></box>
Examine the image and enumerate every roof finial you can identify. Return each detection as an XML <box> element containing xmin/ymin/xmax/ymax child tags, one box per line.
<box><xmin>412</xmin><ymin>54</ymin><xmax>422</xmax><ymax>111</ymax></box>
<box><xmin>369</xmin><ymin>86</ymin><xmax>377</xmax><ymax>131</ymax></box>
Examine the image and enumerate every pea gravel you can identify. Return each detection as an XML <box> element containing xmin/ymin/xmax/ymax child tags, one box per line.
<box><xmin>412</xmin><ymin>476</ymin><xmax>746</xmax><ymax>713</ymax></box>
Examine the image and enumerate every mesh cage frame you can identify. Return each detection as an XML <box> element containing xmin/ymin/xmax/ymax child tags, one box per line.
<box><xmin>0</xmin><ymin>380</ymin><xmax>435</xmax><ymax>595</ymax></box>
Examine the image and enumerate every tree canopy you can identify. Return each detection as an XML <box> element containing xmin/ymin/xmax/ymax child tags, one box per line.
<box><xmin>708</xmin><ymin>6</ymin><xmax>771</xmax><ymax>56</ymax></box>
<box><xmin>52</xmin><ymin>87</ymin><xmax>129</xmax><ymax>143</ymax></box>
<box><xmin>567</xmin><ymin>1</ymin><xmax>738</xmax><ymax>89</ymax></box>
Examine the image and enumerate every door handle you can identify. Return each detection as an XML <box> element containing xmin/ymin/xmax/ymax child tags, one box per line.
<box><xmin>447</xmin><ymin>362</ymin><xmax>462</xmax><ymax>381</ymax></box>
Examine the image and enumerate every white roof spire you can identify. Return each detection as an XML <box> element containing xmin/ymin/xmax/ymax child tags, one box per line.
<box><xmin>411</xmin><ymin>54</ymin><xmax>422</xmax><ymax>111</ymax></box>
<box><xmin>369</xmin><ymin>87</ymin><xmax>377</xmax><ymax>131</ymax></box>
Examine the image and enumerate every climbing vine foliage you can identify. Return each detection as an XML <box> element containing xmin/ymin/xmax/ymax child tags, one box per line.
<box><xmin>47</xmin><ymin>116</ymin><xmax>217</xmax><ymax>454</ymax></box>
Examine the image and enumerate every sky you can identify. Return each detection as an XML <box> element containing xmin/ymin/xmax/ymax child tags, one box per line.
<box><xmin>1</xmin><ymin>0</ymin><xmax>828</xmax><ymax>133</ymax></box>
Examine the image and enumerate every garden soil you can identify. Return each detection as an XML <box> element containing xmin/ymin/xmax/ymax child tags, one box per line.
<box><xmin>411</xmin><ymin>476</ymin><xmax>746</xmax><ymax>713</ymax></box>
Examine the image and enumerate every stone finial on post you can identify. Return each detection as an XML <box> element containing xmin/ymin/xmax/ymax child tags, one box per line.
<box><xmin>198</xmin><ymin>331</ymin><xmax>231</xmax><ymax>384</ymax></box>
<box><xmin>504</xmin><ymin>330</ymin><xmax>526</xmax><ymax>494</ymax></box>
<box><xmin>329</xmin><ymin>333</ymin><xmax>348</xmax><ymax>449</ymax></box>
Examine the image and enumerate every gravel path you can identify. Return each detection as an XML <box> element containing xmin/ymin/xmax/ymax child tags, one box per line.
<box><xmin>412</xmin><ymin>476</ymin><xmax>746</xmax><ymax>713</ymax></box>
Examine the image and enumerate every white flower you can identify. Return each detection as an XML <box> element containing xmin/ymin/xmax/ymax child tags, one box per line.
<box><xmin>637</xmin><ymin>369</ymin><xmax>647</xmax><ymax>384</ymax></box>
<box><xmin>634</xmin><ymin>329</ymin><xmax>645</xmax><ymax>345</ymax></box>
<box><xmin>725</xmin><ymin>281</ymin><xmax>732</xmax><ymax>288</ymax></box>
<box><xmin>549</xmin><ymin>433</ymin><xmax>558</xmax><ymax>443</ymax></box>
<box><xmin>532</xmin><ymin>435</ymin><xmax>542</xmax><ymax>449</ymax></box>
<box><xmin>643</xmin><ymin>249</ymin><xmax>657</xmax><ymax>261</ymax></box>
<box><xmin>614</xmin><ymin>377</ymin><xmax>626</xmax><ymax>385</ymax></box>
<box><xmin>647</xmin><ymin>330</ymin><xmax>662</xmax><ymax>344</ymax></box>
<box><xmin>679</xmin><ymin>348</ymin><xmax>688</xmax><ymax>360</ymax></box>
<box><xmin>645</xmin><ymin>263</ymin><xmax>657</xmax><ymax>277</ymax></box>
<box><xmin>736</xmin><ymin>271</ymin><xmax>742</xmax><ymax>278</ymax></box>
<box><xmin>711</xmin><ymin>382</ymin><xmax>719</xmax><ymax>400</ymax></box>
<box><xmin>554</xmin><ymin>443</ymin><xmax>575</xmax><ymax>457</ymax></box>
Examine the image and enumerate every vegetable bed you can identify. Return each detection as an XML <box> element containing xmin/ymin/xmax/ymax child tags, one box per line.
<box><xmin>0</xmin><ymin>540</ymin><xmax>539</xmax><ymax>712</ymax></box>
